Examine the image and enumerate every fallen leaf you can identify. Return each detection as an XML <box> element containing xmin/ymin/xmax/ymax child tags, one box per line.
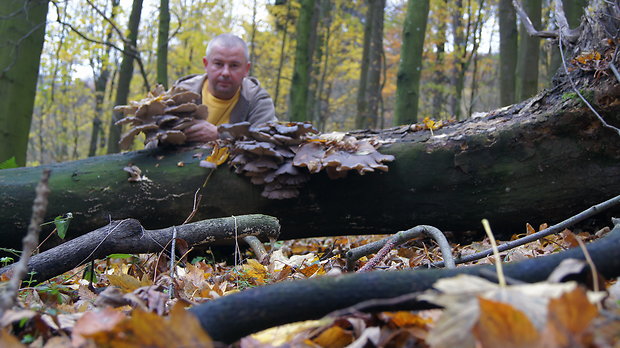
<box><xmin>541</xmin><ymin>286</ymin><xmax>598</xmax><ymax>347</ymax></box>
<box><xmin>473</xmin><ymin>297</ymin><xmax>541</xmax><ymax>348</ymax></box>
<box><xmin>312</xmin><ymin>325</ymin><xmax>353</xmax><ymax>348</ymax></box>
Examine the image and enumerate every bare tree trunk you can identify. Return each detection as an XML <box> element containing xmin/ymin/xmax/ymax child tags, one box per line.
<box><xmin>499</xmin><ymin>0</ymin><xmax>518</xmax><ymax>106</ymax></box>
<box><xmin>107</xmin><ymin>0</ymin><xmax>144</xmax><ymax>154</ymax></box>
<box><xmin>0</xmin><ymin>0</ymin><xmax>49</xmax><ymax>167</ymax></box>
<box><xmin>517</xmin><ymin>0</ymin><xmax>542</xmax><ymax>100</ymax></box>
<box><xmin>394</xmin><ymin>0</ymin><xmax>430</xmax><ymax>125</ymax></box>
<box><xmin>156</xmin><ymin>0</ymin><xmax>170</xmax><ymax>88</ymax></box>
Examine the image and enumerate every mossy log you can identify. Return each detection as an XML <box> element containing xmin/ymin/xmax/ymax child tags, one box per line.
<box><xmin>1</xmin><ymin>83</ymin><xmax>619</xmax><ymax>250</ymax></box>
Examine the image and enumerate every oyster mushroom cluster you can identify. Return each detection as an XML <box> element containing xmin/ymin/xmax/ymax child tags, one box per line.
<box><xmin>114</xmin><ymin>84</ymin><xmax>208</xmax><ymax>149</ymax></box>
<box><xmin>217</xmin><ymin>122</ymin><xmax>395</xmax><ymax>199</ymax></box>
<box><xmin>293</xmin><ymin>132</ymin><xmax>395</xmax><ymax>179</ymax></box>
<box><xmin>218</xmin><ymin>121</ymin><xmax>318</xmax><ymax>199</ymax></box>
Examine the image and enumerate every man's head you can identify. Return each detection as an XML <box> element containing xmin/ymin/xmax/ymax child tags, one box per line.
<box><xmin>203</xmin><ymin>33</ymin><xmax>251</xmax><ymax>100</ymax></box>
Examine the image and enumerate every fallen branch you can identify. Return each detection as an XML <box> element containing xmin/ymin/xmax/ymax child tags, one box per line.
<box><xmin>190</xmin><ymin>219</ymin><xmax>620</xmax><ymax>343</ymax></box>
<box><xmin>346</xmin><ymin>225</ymin><xmax>455</xmax><ymax>271</ymax></box>
<box><xmin>0</xmin><ymin>214</ymin><xmax>280</xmax><ymax>284</ymax></box>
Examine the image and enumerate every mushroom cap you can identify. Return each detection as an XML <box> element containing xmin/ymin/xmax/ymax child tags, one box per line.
<box><xmin>219</xmin><ymin>122</ymin><xmax>252</xmax><ymax>139</ymax></box>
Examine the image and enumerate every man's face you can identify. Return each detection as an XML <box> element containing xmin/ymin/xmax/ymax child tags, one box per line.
<box><xmin>203</xmin><ymin>44</ymin><xmax>250</xmax><ymax>100</ymax></box>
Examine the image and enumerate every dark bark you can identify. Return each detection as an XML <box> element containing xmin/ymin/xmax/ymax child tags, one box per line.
<box><xmin>107</xmin><ymin>0</ymin><xmax>143</xmax><ymax>154</ymax></box>
<box><xmin>1</xmin><ymin>78</ymin><xmax>619</xmax><ymax>250</ymax></box>
<box><xmin>0</xmin><ymin>215</ymin><xmax>279</xmax><ymax>284</ymax></box>
<box><xmin>190</xmin><ymin>220</ymin><xmax>620</xmax><ymax>343</ymax></box>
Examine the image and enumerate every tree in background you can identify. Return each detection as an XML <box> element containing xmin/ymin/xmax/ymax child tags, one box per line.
<box><xmin>107</xmin><ymin>0</ymin><xmax>143</xmax><ymax>154</ymax></box>
<box><xmin>394</xmin><ymin>0</ymin><xmax>430</xmax><ymax>125</ymax></box>
<box><xmin>0</xmin><ymin>0</ymin><xmax>49</xmax><ymax>167</ymax></box>
<box><xmin>89</xmin><ymin>0</ymin><xmax>121</xmax><ymax>157</ymax></box>
<box><xmin>157</xmin><ymin>0</ymin><xmax>170</xmax><ymax>88</ymax></box>
<box><xmin>499</xmin><ymin>0</ymin><xmax>518</xmax><ymax>106</ymax></box>
<box><xmin>356</xmin><ymin>0</ymin><xmax>386</xmax><ymax>129</ymax></box>
<box><xmin>289</xmin><ymin>0</ymin><xmax>316</xmax><ymax>122</ymax></box>
<box><xmin>517</xmin><ymin>0</ymin><xmax>541</xmax><ymax>100</ymax></box>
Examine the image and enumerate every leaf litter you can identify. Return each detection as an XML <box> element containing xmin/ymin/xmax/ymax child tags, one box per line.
<box><xmin>0</xmin><ymin>224</ymin><xmax>619</xmax><ymax>347</ymax></box>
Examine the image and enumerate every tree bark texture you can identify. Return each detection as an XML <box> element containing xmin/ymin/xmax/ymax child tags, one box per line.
<box><xmin>0</xmin><ymin>215</ymin><xmax>280</xmax><ymax>284</ymax></box>
<box><xmin>1</xmin><ymin>80</ymin><xmax>619</xmax><ymax>250</ymax></box>
<box><xmin>394</xmin><ymin>0</ymin><xmax>430</xmax><ymax>125</ymax></box>
<box><xmin>517</xmin><ymin>0</ymin><xmax>542</xmax><ymax>100</ymax></box>
<box><xmin>356</xmin><ymin>0</ymin><xmax>385</xmax><ymax>129</ymax></box>
<box><xmin>190</xmin><ymin>220</ymin><xmax>620</xmax><ymax>343</ymax></box>
<box><xmin>156</xmin><ymin>0</ymin><xmax>170</xmax><ymax>88</ymax></box>
<box><xmin>107</xmin><ymin>0</ymin><xmax>143</xmax><ymax>154</ymax></box>
<box><xmin>288</xmin><ymin>0</ymin><xmax>314</xmax><ymax>122</ymax></box>
<box><xmin>499</xmin><ymin>0</ymin><xmax>518</xmax><ymax>106</ymax></box>
<box><xmin>0</xmin><ymin>0</ymin><xmax>49</xmax><ymax>167</ymax></box>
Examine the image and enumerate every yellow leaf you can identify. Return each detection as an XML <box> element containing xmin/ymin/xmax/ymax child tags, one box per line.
<box><xmin>473</xmin><ymin>297</ymin><xmax>541</xmax><ymax>348</ymax></box>
<box><xmin>205</xmin><ymin>144</ymin><xmax>229</xmax><ymax>166</ymax></box>
<box><xmin>243</xmin><ymin>259</ymin><xmax>268</xmax><ymax>284</ymax></box>
<box><xmin>312</xmin><ymin>325</ymin><xmax>354</xmax><ymax>348</ymax></box>
<box><xmin>106</xmin><ymin>273</ymin><xmax>150</xmax><ymax>292</ymax></box>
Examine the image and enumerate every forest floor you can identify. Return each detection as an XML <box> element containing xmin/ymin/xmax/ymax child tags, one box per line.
<box><xmin>0</xmin><ymin>218</ymin><xmax>619</xmax><ymax>347</ymax></box>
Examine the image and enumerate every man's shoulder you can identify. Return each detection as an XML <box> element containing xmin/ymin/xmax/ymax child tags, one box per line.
<box><xmin>241</xmin><ymin>77</ymin><xmax>268</xmax><ymax>98</ymax></box>
<box><xmin>174</xmin><ymin>73</ymin><xmax>206</xmax><ymax>93</ymax></box>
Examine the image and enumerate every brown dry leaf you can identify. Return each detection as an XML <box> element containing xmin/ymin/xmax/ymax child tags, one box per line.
<box><xmin>72</xmin><ymin>308</ymin><xmax>126</xmax><ymax>347</ymax></box>
<box><xmin>541</xmin><ymin>286</ymin><xmax>598</xmax><ymax>347</ymax></box>
<box><xmin>107</xmin><ymin>273</ymin><xmax>150</xmax><ymax>293</ymax></box>
<box><xmin>473</xmin><ymin>297</ymin><xmax>541</xmax><ymax>348</ymax></box>
<box><xmin>0</xmin><ymin>329</ymin><xmax>25</xmax><ymax>348</ymax></box>
<box><xmin>83</xmin><ymin>303</ymin><xmax>213</xmax><ymax>348</ymax></box>
<box><xmin>312</xmin><ymin>325</ymin><xmax>353</xmax><ymax>348</ymax></box>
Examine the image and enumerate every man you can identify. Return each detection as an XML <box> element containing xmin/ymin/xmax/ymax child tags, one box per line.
<box><xmin>174</xmin><ymin>33</ymin><xmax>277</xmax><ymax>142</ymax></box>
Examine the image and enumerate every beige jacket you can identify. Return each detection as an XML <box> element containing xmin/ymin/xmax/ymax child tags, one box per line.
<box><xmin>173</xmin><ymin>73</ymin><xmax>277</xmax><ymax>126</ymax></box>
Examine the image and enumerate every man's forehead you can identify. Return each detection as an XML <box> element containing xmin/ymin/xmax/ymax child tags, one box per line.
<box><xmin>209</xmin><ymin>44</ymin><xmax>246</xmax><ymax>62</ymax></box>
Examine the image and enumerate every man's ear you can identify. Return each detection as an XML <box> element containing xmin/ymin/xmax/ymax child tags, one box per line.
<box><xmin>245</xmin><ymin>62</ymin><xmax>251</xmax><ymax>76</ymax></box>
<box><xmin>202</xmin><ymin>57</ymin><xmax>208</xmax><ymax>70</ymax></box>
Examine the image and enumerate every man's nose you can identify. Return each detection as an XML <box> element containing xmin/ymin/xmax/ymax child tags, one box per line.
<box><xmin>221</xmin><ymin>65</ymin><xmax>231</xmax><ymax>76</ymax></box>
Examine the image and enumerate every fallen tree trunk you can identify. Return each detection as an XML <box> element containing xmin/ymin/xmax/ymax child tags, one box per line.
<box><xmin>0</xmin><ymin>214</ymin><xmax>279</xmax><ymax>283</ymax></box>
<box><xmin>0</xmin><ymin>84</ymin><xmax>619</xmax><ymax>249</ymax></box>
<box><xmin>190</xmin><ymin>219</ymin><xmax>620</xmax><ymax>343</ymax></box>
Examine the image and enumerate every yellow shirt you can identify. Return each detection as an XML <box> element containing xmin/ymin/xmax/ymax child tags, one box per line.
<box><xmin>201</xmin><ymin>78</ymin><xmax>240</xmax><ymax>126</ymax></box>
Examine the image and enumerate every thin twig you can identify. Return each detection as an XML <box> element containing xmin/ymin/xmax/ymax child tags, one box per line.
<box><xmin>169</xmin><ymin>226</ymin><xmax>177</xmax><ymax>298</ymax></box>
<box><xmin>346</xmin><ymin>225</ymin><xmax>455</xmax><ymax>271</ymax></box>
<box><xmin>0</xmin><ymin>169</ymin><xmax>51</xmax><ymax>317</ymax></box>
<box><xmin>428</xmin><ymin>193</ymin><xmax>620</xmax><ymax>267</ymax></box>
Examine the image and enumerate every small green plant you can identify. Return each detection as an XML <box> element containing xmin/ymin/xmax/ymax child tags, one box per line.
<box><xmin>0</xmin><ymin>256</ymin><xmax>14</xmax><ymax>266</ymax></box>
<box><xmin>40</xmin><ymin>213</ymin><xmax>73</xmax><ymax>239</ymax></box>
<box><xmin>22</xmin><ymin>271</ymin><xmax>37</xmax><ymax>287</ymax></box>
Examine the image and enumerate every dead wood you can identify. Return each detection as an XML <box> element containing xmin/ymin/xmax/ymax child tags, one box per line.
<box><xmin>189</xmin><ymin>219</ymin><xmax>620</xmax><ymax>343</ymax></box>
<box><xmin>0</xmin><ymin>214</ymin><xmax>279</xmax><ymax>284</ymax></box>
